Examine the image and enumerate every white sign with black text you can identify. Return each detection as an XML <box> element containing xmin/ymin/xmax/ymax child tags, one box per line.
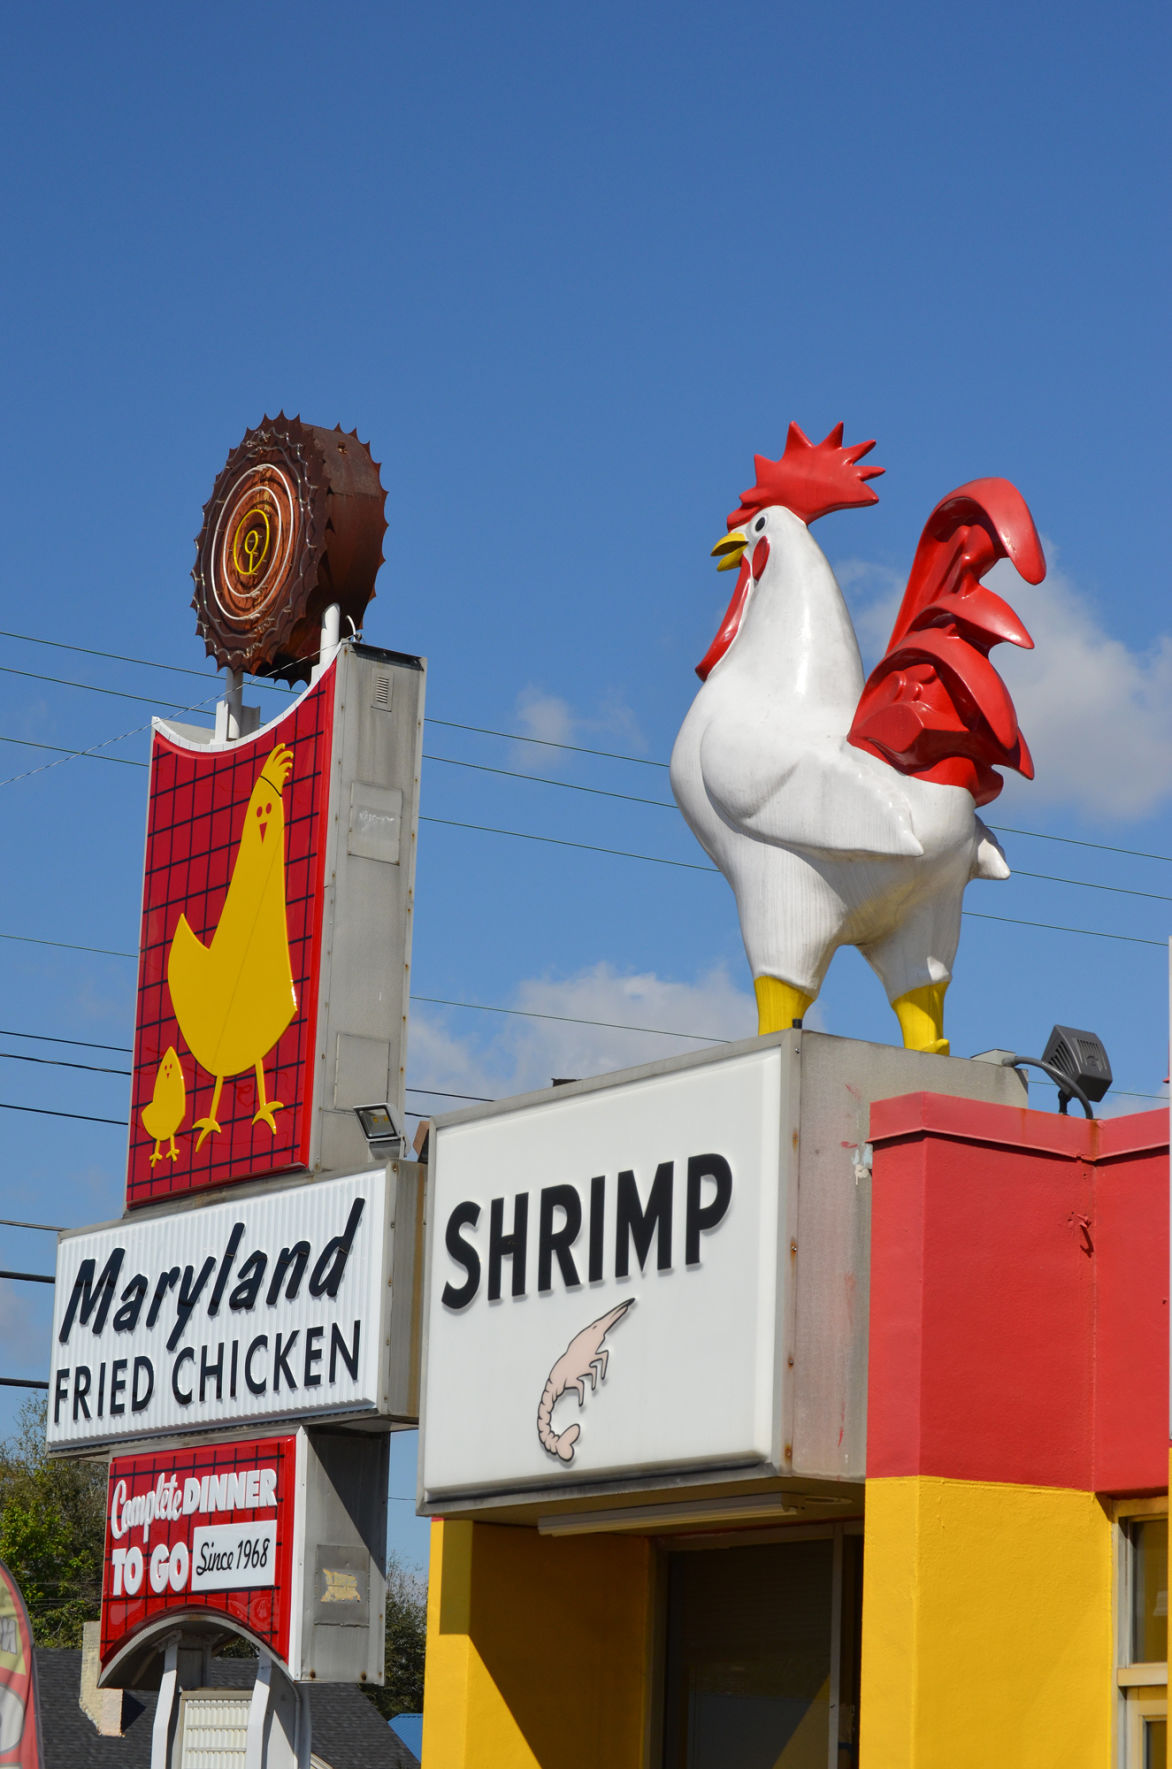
<box><xmin>48</xmin><ymin>1170</ymin><xmax>389</xmax><ymax>1449</ymax></box>
<box><xmin>420</xmin><ymin>1045</ymin><xmax>789</xmax><ymax>1502</ymax></box>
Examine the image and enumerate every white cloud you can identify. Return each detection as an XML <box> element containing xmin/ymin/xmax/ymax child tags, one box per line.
<box><xmin>992</xmin><ymin>552</ymin><xmax>1172</xmax><ymax>820</ymax></box>
<box><xmin>406</xmin><ymin>962</ymin><xmax>757</xmax><ymax>1117</ymax></box>
<box><xmin>837</xmin><ymin>546</ymin><xmax>1172</xmax><ymax>823</ymax></box>
<box><xmin>513</xmin><ymin>686</ymin><xmax>575</xmax><ymax>753</ymax></box>
<box><xmin>509</xmin><ymin>686</ymin><xmax>647</xmax><ymax>773</ymax></box>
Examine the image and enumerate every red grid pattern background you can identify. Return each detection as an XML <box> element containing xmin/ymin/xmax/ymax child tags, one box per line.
<box><xmin>126</xmin><ymin>669</ymin><xmax>334</xmax><ymax>1206</ymax></box>
<box><xmin>100</xmin><ymin>1435</ymin><xmax>298</xmax><ymax>1665</ymax></box>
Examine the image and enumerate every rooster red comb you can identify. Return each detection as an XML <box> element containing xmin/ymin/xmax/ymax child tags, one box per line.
<box><xmin>728</xmin><ymin>422</ymin><xmax>884</xmax><ymax>530</ymax></box>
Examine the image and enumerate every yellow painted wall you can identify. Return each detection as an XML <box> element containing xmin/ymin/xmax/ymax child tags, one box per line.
<box><xmin>422</xmin><ymin>1518</ymin><xmax>655</xmax><ymax>1769</ymax></box>
<box><xmin>860</xmin><ymin>1477</ymin><xmax>1114</xmax><ymax>1769</ymax></box>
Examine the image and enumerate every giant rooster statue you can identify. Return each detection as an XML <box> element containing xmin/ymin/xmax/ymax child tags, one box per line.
<box><xmin>670</xmin><ymin>423</ymin><xmax>1044</xmax><ymax>1055</ymax></box>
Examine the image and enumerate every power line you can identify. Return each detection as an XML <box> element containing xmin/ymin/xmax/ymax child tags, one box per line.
<box><xmin>0</xmin><ymin>663</ymin><xmax>193</xmax><ymax>712</ymax></box>
<box><xmin>5</xmin><ymin>716</ymin><xmax>1172</xmax><ymax>909</ymax></box>
<box><xmin>989</xmin><ymin>824</ymin><xmax>1172</xmax><ymax>867</ymax></box>
<box><xmin>0</xmin><ymin>1048</ymin><xmax>131</xmax><ymax>1077</ymax></box>
<box><xmin>0</xmin><ymin>627</ymin><xmax>288</xmax><ymax>692</ymax></box>
<box><xmin>0</xmin><ymin>1101</ymin><xmax>126</xmax><ymax>1125</ymax></box>
<box><xmin>424</xmin><ymin>752</ymin><xmax>675</xmax><ymax>808</ymax></box>
<box><xmin>0</xmin><ymin>932</ymin><xmax>135</xmax><ymax>959</ymax></box>
<box><xmin>964</xmin><ymin>910</ymin><xmax>1165</xmax><ymax>948</ymax></box>
<box><xmin>0</xmin><ymin>735</ymin><xmax>146</xmax><ymax>768</ymax></box>
<box><xmin>0</xmin><ymin>1218</ymin><xmax>64</xmax><ymax>1233</ymax></box>
<box><xmin>0</xmin><ymin>1027</ymin><xmax>132</xmax><ymax>1053</ymax></box>
<box><xmin>421</xmin><ymin>814</ymin><xmax>718</xmax><ymax>872</ymax></box>
<box><xmin>406</xmin><ymin>1085</ymin><xmax>495</xmax><ymax>1102</ymax></box>
<box><xmin>2</xmin><ymin>630</ymin><xmax>1171</xmax><ymax>873</ymax></box>
<box><xmin>1012</xmin><ymin>869</ymin><xmax>1172</xmax><ymax>905</ymax></box>
<box><xmin>0</xmin><ymin>1012</ymin><xmax>1159</xmax><ymax>1121</ymax></box>
<box><xmin>0</xmin><ymin>628</ymin><xmax>220</xmax><ymax>681</ymax></box>
<box><xmin>425</xmin><ymin>715</ymin><xmax>668</xmax><ymax>768</ymax></box>
<box><xmin>410</xmin><ymin>994</ymin><xmax>733</xmax><ymax>1044</ymax></box>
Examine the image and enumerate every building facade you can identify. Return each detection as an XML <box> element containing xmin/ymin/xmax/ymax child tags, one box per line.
<box><xmin>417</xmin><ymin>1038</ymin><xmax>1168</xmax><ymax>1767</ymax></box>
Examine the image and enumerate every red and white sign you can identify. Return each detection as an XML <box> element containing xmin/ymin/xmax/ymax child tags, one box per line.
<box><xmin>125</xmin><ymin>667</ymin><xmax>335</xmax><ymax>1208</ymax></box>
<box><xmin>100</xmin><ymin>1436</ymin><xmax>298</xmax><ymax>1669</ymax></box>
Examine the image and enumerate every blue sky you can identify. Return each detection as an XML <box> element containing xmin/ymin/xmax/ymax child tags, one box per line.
<box><xmin>0</xmin><ymin>1</ymin><xmax>1167</xmax><ymax>1568</ymax></box>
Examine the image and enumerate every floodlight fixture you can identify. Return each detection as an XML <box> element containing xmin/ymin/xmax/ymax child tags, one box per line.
<box><xmin>353</xmin><ymin>1102</ymin><xmax>406</xmax><ymax>1159</ymax></box>
<box><xmin>1041</xmin><ymin>1024</ymin><xmax>1113</xmax><ymax>1114</ymax></box>
<box><xmin>977</xmin><ymin>1024</ymin><xmax>1112</xmax><ymax>1119</ymax></box>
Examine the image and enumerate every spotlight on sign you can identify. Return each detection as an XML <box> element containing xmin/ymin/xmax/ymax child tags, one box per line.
<box><xmin>1041</xmin><ymin>1024</ymin><xmax>1113</xmax><ymax>1115</ymax></box>
<box><xmin>977</xmin><ymin>1025</ymin><xmax>1112</xmax><ymax>1119</ymax></box>
<box><xmin>354</xmin><ymin>1102</ymin><xmax>406</xmax><ymax>1159</ymax></box>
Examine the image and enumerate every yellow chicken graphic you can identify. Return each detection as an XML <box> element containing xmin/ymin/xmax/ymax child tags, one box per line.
<box><xmin>167</xmin><ymin>743</ymin><xmax>297</xmax><ymax>1150</ymax></box>
<box><xmin>142</xmin><ymin>1046</ymin><xmax>186</xmax><ymax>1164</ymax></box>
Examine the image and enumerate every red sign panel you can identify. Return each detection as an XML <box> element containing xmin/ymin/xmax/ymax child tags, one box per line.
<box><xmin>100</xmin><ymin>1436</ymin><xmax>298</xmax><ymax>1669</ymax></box>
<box><xmin>126</xmin><ymin>667</ymin><xmax>334</xmax><ymax>1206</ymax></box>
<box><xmin>0</xmin><ymin>1560</ymin><xmax>41</xmax><ymax>1769</ymax></box>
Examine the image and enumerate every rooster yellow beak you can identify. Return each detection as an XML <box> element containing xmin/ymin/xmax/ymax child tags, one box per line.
<box><xmin>712</xmin><ymin>530</ymin><xmax>748</xmax><ymax>572</ymax></box>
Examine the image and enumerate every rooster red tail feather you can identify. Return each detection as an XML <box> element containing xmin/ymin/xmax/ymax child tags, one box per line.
<box><xmin>848</xmin><ymin>477</ymin><xmax>1044</xmax><ymax>807</ymax></box>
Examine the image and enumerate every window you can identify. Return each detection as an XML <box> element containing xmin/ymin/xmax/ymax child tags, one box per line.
<box><xmin>1116</xmin><ymin>1501</ymin><xmax>1168</xmax><ymax>1767</ymax></box>
<box><xmin>661</xmin><ymin>1521</ymin><xmax>862</xmax><ymax>1769</ymax></box>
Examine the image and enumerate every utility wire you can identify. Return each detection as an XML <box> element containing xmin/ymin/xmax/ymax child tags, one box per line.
<box><xmin>0</xmin><ymin>1101</ymin><xmax>126</xmax><ymax>1125</ymax></box>
<box><xmin>0</xmin><ymin>663</ymin><xmax>193</xmax><ymax>712</ymax></box>
<box><xmin>0</xmin><ymin>1048</ymin><xmax>131</xmax><ymax>1076</ymax></box>
<box><xmin>964</xmin><ymin>910</ymin><xmax>1164</xmax><ymax>948</ymax></box>
<box><xmin>0</xmin><ymin>691</ymin><xmax>222</xmax><ymax>790</ymax></box>
<box><xmin>424</xmin><ymin>751</ymin><xmax>675</xmax><ymax>808</ymax></box>
<box><xmin>4</xmin><ymin>634</ymin><xmax>1172</xmax><ymax>871</ymax></box>
<box><xmin>0</xmin><ymin>629</ymin><xmax>221</xmax><ymax>682</ymax></box>
<box><xmin>425</xmin><ymin>714</ymin><xmax>668</xmax><ymax>768</ymax></box>
<box><xmin>1011</xmin><ymin>870</ymin><xmax>1172</xmax><ymax>905</ymax></box>
<box><xmin>3</xmin><ymin>1027</ymin><xmax>1160</xmax><ymax>1103</ymax></box>
<box><xmin>0</xmin><ymin>932</ymin><xmax>135</xmax><ymax>959</ymax></box>
<box><xmin>985</xmin><ymin>825</ymin><xmax>1172</xmax><ymax>868</ymax></box>
<box><xmin>0</xmin><ymin>1027</ymin><xmax>132</xmax><ymax>1053</ymax></box>
<box><xmin>0</xmin><ymin>1218</ymin><xmax>64</xmax><ymax>1233</ymax></box>
<box><xmin>3</xmin><ymin>713</ymin><xmax>1171</xmax><ymax>908</ymax></box>
<box><xmin>410</xmin><ymin>994</ymin><xmax>731</xmax><ymax>1043</ymax></box>
<box><xmin>420</xmin><ymin>814</ymin><xmax>718</xmax><ymax>873</ymax></box>
<box><xmin>0</xmin><ymin>735</ymin><xmax>146</xmax><ymax>768</ymax></box>
<box><xmin>406</xmin><ymin>1086</ymin><xmax>495</xmax><ymax>1102</ymax></box>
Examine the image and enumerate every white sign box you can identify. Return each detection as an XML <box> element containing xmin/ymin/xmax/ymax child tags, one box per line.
<box><xmin>420</xmin><ymin>1045</ymin><xmax>789</xmax><ymax>1502</ymax></box>
<box><xmin>48</xmin><ymin>1171</ymin><xmax>391</xmax><ymax>1450</ymax></box>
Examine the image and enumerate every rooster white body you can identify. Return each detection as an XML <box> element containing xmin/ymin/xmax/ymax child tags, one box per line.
<box><xmin>670</xmin><ymin>504</ymin><xmax>1009</xmax><ymax>1012</ymax></box>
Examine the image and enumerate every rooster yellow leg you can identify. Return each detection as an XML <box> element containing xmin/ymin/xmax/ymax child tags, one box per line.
<box><xmin>194</xmin><ymin>1076</ymin><xmax>225</xmax><ymax>1151</ymax></box>
<box><xmin>755</xmin><ymin>978</ymin><xmax>815</xmax><ymax>1035</ymax></box>
<box><xmin>167</xmin><ymin>1136</ymin><xmax>179</xmax><ymax>1163</ymax></box>
<box><xmin>252</xmin><ymin>1061</ymin><xmax>285</xmax><ymax>1135</ymax></box>
<box><xmin>892</xmin><ymin>983</ymin><xmax>950</xmax><ymax>1056</ymax></box>
<box><xmin>149</xmin><ymin>1140</ymin><xmax>162</xmax><ymax>1168</ymax></box>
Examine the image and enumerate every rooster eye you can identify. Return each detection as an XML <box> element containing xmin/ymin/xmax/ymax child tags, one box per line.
<box><xmin>754</xmin><ymin>517</ymin><xmax>766</xmax><ymax>532</ymax></box>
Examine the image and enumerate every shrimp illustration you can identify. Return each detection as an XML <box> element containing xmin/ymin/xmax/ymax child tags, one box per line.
<box><xmin>536</xmin><ymin>1300</ymin><xmax>632</xmax><ymax>1464</ymax></box>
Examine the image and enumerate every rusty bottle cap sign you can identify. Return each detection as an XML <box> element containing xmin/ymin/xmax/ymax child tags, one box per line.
<box><xmin>192</xmin><ymin>414</ymin><xmax>387</xmax><ymax>682</ymax></box>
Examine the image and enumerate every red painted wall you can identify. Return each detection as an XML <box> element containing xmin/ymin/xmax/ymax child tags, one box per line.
<box><xmin>867</xmin><ymin>1096</ymin><xmax>1167</xmax><ymax>1495</ymax></box>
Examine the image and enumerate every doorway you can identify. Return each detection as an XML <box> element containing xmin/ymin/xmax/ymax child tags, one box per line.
<box><xmin>661</xmin><ymin>1523</ymin><xmax>862</xmax><ymax>1769</ymax></box>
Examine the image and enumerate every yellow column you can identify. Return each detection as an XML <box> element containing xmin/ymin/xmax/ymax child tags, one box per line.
<box><xmin>860</xmin><ymin>1478</ymin><xmax>1114</xmax><ymax>1769</ymax></box>
<box><xmin>422</xmin><ymin>1517</ymin><xmax>655</xmax><ymax>1769</ymax></box>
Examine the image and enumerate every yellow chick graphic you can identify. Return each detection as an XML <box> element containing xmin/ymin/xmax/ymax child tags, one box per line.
<box><xmin>167</xmin><ymin>743</ymin><xmax>297</xmax><ymax>1150</ymax></box>
<box><xmin>142</xmin><ymin>1046</ymin><xmax>186</xmax><ymax>1165</ymax></box>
